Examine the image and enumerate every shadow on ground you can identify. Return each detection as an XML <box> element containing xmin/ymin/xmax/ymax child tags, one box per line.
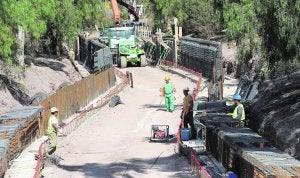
<box><xmin>57</xmin><ymin>154</ymin><xmax>195</xmax><ymax>178</ymax></box>
<box><xmin>141</xmin><ymin>104</ymin><xmax>183</xmax><ymax>111</ymax></box>
<box><xmin>143</xmin><ymin>134</ymin><xmax>177</xmax><ymax>144</ymax></box>
<box><xmin>33</xmin><ymin>59</ymin><xmax>66</xmax><ymax>72</ymax></box>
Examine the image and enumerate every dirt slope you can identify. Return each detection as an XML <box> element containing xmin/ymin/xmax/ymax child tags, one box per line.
<box><xmin>0</xmin><ymin>57</ymin><xmax>81</xmax><ymax>115</ymax></box>
<box><xmin>249</xmin><ymin>70</ymin><xmax>300</xmax><ymax>159</ymax></box>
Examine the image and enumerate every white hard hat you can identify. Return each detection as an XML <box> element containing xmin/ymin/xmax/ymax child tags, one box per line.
<box><xmin>183</xmin><ymin>87</ymin><xmax>189</xmax><ymax>91</ymax></box>
<box><xmin>50</xmin><ymin>107</ymin><xmax>59</xmax><ymax>113</ymax></box>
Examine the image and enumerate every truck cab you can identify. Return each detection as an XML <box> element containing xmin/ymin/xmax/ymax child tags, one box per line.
<box><xmin>108</xmin><ymin>27</ymin><xmax>146</xmax><ymax>68</ymax></box>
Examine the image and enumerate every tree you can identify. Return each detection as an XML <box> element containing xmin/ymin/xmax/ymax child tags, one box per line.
<box><xmin>0</xmin><ymin>0</ymin><xmax>112</xmax><ymax>61</ymax></box>
<box><xmin>0</xmin><ymin>0</ymin><xmax>55</xmax><ymax>62</ymax></box>
<box><xmin>141</xmin><ymin>0</ymin><xmax>221</xmax><ymax>37</ymax></box>
<box><xmin>254</xmin><ymin>0</ymin><xmax>300</xmax><ymax>77</ymax></box>
<box><xmin>183</xmin><ymin>0</ymin><xmax>221</xmax><ymax>38</ymax></box>
<box><xmin>216</xmin><ymin>0</ymin><xmax>300</xmax><ymax>78</ymax></box>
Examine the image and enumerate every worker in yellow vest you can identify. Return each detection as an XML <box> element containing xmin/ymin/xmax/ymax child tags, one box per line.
<box><xmin>232</xmin><ymin>94</ymin><xmax>246</xmax><ymax>128</ymax></box>
<box><xmin>45</xmin><ymin>107</ymin><xmax>61</xmax><ymax>157</ymax></box>
<box><xmin>160</xmin><ymin>76</ymin><xmax>176</xmax><ymax>112</ymax></box>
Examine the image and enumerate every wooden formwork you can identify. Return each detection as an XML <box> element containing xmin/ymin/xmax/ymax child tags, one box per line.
<box><xmin>39</xmin><ymin>67</ymin><xmax>116</xmax><ymax>135</ymax></box>
<box><xmin>205</xmin><ymin>126</ymin><xmax>220</xmax><ymax>160</ymax></box>
<box><xmin>197</xmin><ymin>114</ymin><xmax>239</xmax><ymax>128</ymax></box>
<box><xmin>2</xmin><ymin>117</ymin><xmax>39</xmax><ymax>161</ymax></box>
<box><xmin>0</xmin><ymin>106</ymin><xmax>43</xmax><ymax>176</ymax></box>
<box><xmin>0</xmin><ymin>139</ymin><xmax>9</xmax><ymax>178</ymax></box>
<box><xmin>239</xmin><ymin>148</ymin><xmax>300</xmax><ymax>177</ymax></box>
<box><xmin>217</xmin><ymin>127</ymin><xmax>271</xmax><ymax>174</ymax></box>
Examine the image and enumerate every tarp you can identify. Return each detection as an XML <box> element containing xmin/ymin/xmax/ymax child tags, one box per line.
<box><xmin>0</xmin><ymin>106</ymin><xmax>43</xmax><ymax>122</ymax></box>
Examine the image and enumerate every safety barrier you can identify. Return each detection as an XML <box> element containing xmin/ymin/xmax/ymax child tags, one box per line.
<box><xmin>160</xmin><ymin>59</ymin><xmax>202</xmax><ymax>100</ymax></box>
<box><xmin>33</xmin><ymin>68</ymin><xmax>129</xmax><ymax>178</ymax></box>
<box><xmin>191</xmin><ymin>151</ymin><xmax>212</xmax><ymax>178</ymax></box>
<box><xmin>179</xmin><ymin>37</ymin><xmax>222</xmax><ymax>81</ymax></box>
<box><xmin>177</xmin><ymin>119</ymin><xmax>212</xmax><ymax>178</ymax></box>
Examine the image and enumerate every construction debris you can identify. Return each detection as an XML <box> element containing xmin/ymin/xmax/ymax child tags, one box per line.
<box><xmin>109</xmin><ymin>95</ymin><xmax>123</xmax><ymax>108</ymax></box>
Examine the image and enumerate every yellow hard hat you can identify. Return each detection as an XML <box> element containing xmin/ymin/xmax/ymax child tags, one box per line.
<box><xmin>165</xmin><ymin>76</ymin><xmax>171</xmax><ymax>81</ymax></box>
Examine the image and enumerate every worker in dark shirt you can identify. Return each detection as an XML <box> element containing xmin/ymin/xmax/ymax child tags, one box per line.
<box><xmin>182</xmin><ymin>87</ymin><xmax>197</xmax><ymax>139</ymax></box>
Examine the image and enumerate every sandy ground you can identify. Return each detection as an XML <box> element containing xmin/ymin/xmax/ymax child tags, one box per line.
<box><xmin>222</xmin><ymin>42</ymin><xmax>236</xmax><ymax>62</ymax></box>
<box><xmin>41</xmin><ymin>66</ymin><xmax>239</xmax><ymax>178</ymax></box>
<box><xmin>4</xmin><ymin>65</ymin><xmax>238</xmax><ymax>178</ymax></box>
<box><xmin>0</xmin><ymin>87</ymin><xmax>22</xmax><ymax>114</ymax></box>
<box><xmin>42</xmin><ymin>66</ymin><xmax>199</xmax><ymax>178</ymax></box>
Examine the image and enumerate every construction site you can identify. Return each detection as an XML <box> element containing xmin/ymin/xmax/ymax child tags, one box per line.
<box><xmin>0</xmin><ymin>0</ymin><xmax>300</xmax><ymax>178</ymax></box>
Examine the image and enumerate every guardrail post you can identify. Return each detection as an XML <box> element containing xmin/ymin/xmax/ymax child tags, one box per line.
<box><xmin>126</xmin><ymin>71</ymin><xmax>133</xmax><ymax>88</ymax></box>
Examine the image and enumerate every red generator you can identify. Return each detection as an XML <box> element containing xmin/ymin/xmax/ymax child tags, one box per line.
<box><xmin>150</xmin><ymin>125</ymin><xmax>169</xmax><ymax>142</ymax></box>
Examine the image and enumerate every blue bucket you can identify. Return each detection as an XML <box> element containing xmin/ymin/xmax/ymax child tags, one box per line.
<box><xmin>181</xmin><ymin>128</ymin><xmax>190</xmax><ymax>141</ymax></box>
<box><xmin>227</xmin><ymin>172</ymin><xmax>238</xmax><ymax>178</ymax></box>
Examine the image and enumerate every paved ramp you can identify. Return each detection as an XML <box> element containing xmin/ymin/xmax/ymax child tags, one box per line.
<box><xmin>42</xmin><ymin>66</ymin><xmax>198</xmax><ymax>178</ymax></box>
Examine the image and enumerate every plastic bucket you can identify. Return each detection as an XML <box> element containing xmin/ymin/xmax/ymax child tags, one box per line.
<box><xmin>226</xmin><ymin>172</ymin><xmax>238</xmax><ymax>178</ymax></box>
<box><xmin>181</xmin><ymin>128</ymin><xmax>190</xmax><ymax>141</ymax></box>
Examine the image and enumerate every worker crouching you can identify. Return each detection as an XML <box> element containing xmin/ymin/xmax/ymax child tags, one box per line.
<box><xmin>232</xmin><ymin>94</ymin><xmax>246</xmax><ymax>128</ymax></box>
<box><xmin>181</xmin><ymin>87</ymin><xmax>197</xmax><ymax>139</ymax></box>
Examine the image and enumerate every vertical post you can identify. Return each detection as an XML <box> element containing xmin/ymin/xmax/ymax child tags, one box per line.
<box><xmin>178</xmin><ymin>27</ymin><xmax>182</xmax><ymax>38</ymax></box>
<box><xmin>126</xmin><ymin>71</ymin><xmax>134</xmax><ymax>88</ymax></box>
<box><xmin>208</xmin><ymin>80</ymin><xmax>212</xmax><ymax>101</ymax></box>
<box><xmin>174</xmin><ymin>18</ymin><xmax>178</xmax><ymax>66</ymax></box>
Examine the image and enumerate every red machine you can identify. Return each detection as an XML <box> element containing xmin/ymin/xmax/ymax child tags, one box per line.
<box><xmin>110</xmin><ymin>0</ymin><xmax>139</xmax><ymax>24</ymax></box>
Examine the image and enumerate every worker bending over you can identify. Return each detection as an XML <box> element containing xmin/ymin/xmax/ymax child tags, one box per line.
<box><xmin>161</xmin><ymin>76</ymin><xmax>176</xmax><ymax>112</ymax></box>
<box><xmin>182</xmin><ymin>87</ymin><xmax>197</xmax><ymax>139</ymax></box>
<box><xmin>45</xmin><ymin>107</ymin><xmax>61</xmax><ymax>157</ymax></box>
<box><xmin>232</xmin><ymin>94</ymin><xmax>246</xmax><ymax>128</ymax></box>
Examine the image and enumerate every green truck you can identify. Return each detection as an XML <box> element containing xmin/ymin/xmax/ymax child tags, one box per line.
<box><xmin>108</xmin><ymin>27</ymin><xmax>146</xmax><ymax>68</ymax></box>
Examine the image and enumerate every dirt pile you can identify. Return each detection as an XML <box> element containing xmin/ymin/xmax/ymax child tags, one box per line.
<box><xmin>22</xmin><ymin>57</ymin><xmax>82</xmax><ymax>97</ymax></box>
<box><xmin>248</xmin><ymin>70</ymin><xmax>300</xmax><ymax>159</ymax></box>
<box><xmin>0</xmin><ymin>57</ymin><xmax>82</xmax><ymax>115</ymax></box>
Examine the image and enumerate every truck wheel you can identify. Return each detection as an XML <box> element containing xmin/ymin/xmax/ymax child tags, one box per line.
<box><xmin>140</xmin><ymin>55</ymin><xmax>147</xmax><ymax>67</ymax></box>
<box><xmin>120</xmin><ymin>56</ymin><xmax>127</xmax><ymax>68</ymax></box>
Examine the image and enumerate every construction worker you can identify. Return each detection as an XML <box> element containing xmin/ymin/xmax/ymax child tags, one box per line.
<box><xmin>45</xmin><ymin>107</ymin><xmax>61</xmax><ymax>157</ymax></box>
<box><xmin>182</xmin><ymin>87</ymin><xmax>197</xmax><ymax>139</ymax></box>
<box><xmin>232</xmin><ymin>94</ymin><xmax>246</xmax><ymax>128</ymax></box>
<box><xmin>161</xmin><ymin>76</ymin><xmax>176</xmax><ymax>112</ymax></box>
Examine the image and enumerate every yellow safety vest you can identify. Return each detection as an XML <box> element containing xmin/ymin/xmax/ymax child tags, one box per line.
<box><xmin>232</xmin><ymin>104</ymin><xmax>245</xmax><ymax>122</ymax></box>
<box><xmin>47</xmin><ymin>115</ymin><xmax>57</xmax><ymax>134</ymax></box>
